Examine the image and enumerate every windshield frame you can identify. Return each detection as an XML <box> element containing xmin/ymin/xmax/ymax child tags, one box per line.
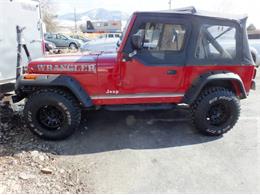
<box><xmin>121</xmin><ymin>14</ymin><xmax>133</xmax><ymax>41</ymax></box>
<box><xmin>118</xmin><ymin>13</ymin><xmax>136</xmax><ymax>52</ymax></box>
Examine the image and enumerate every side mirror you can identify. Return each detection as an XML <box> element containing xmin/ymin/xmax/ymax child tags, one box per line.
<box><xmin>131</xmin><ymin>30</ymin><xmax>144</xmax><ymax>50</ymax></box>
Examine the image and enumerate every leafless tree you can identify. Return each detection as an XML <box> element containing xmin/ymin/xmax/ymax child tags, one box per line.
<box><xmin>40</xmin><ymin>0</ymin><xmax>59</xmax><ymax>32</ymax></box>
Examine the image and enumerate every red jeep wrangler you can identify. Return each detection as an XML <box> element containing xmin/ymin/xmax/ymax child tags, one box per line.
<box><xmin>13</xmin><ymin>7</ymin><xmax>257</xmax><ymax>140</ymax></box>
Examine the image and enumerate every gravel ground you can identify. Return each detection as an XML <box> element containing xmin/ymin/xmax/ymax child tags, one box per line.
<box><xmin>0</xmin><ymin>72</ymin><xmax>259</xmax><ymax>193</ymax></box>
<box><xmin>0</xmin><ymin>103</ymin><xmax>89</xmax><ymax>193</ymax></box>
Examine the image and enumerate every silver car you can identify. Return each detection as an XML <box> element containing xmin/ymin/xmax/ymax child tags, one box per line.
<box><xmin>44</xmin><ymin>33</ymin><xmax>84</xmax><ymax>49</ymax></box>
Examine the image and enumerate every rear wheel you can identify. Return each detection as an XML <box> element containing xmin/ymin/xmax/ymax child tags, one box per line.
<box><xmin>24</xmin><ymin>89</ymin><xmax>81</xmax><ymax>140</ymax></box>
<box><xmin>191</xmin><ymin>87</ymin><xmax>240</xmax><ymax>136</ymax></box>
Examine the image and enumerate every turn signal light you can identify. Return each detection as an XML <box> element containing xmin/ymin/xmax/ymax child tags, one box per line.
<box><xmin>23</xmin><ymin>75</ymin><xmax>37</xmax><ymax>80</ymax></box>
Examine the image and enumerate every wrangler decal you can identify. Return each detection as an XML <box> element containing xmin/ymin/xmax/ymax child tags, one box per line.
<box><xmin>36</xmin><ymin>64</ymin><xmax>96</xmax><ymax>73</ymax></box>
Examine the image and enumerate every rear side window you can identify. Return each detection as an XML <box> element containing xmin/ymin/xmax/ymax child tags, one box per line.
<box><xmin>195</xmin><ymin>25</ymin><xmax>237</xmax><ymax>61</ymax></box>
<box><xmin>141</xmin><ymin>22</ymin><xmax>186</xmax><ymax>51</ymax></box>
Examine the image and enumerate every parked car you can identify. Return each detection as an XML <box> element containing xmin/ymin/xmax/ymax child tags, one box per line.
<box><xmin>44</xmin><ymin>40</ymin><xmax>56</xmax><ymax>52</ymax></box>
<box><xmin>70</xmin><ymin>35</ymin><xmax>90</xmax><ymax>42</ymax></box>
<box><xmin>80</xmin><ymin>38</ymin><xmax>119</xmax><ymax>52</ymax></box>
<box><xmin>44</xmin><ymin>33</ymin><xmax>83</xmax><ymax>49</ymax></box>
<box><xmin>248</xmin><ymin>34</ymin><xmax>260</xmax><ymax>66</ymax></box>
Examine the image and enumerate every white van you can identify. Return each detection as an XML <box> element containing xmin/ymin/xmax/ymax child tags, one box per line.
<box><xmin>0</xmin><ymin>0</ymin><xmax>44</xmax><ymax>85</ymax></box>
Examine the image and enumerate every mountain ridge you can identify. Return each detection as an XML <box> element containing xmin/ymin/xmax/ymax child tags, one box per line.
<box><xmin>58</xmin><ymin>8</ymin><xmax>129</xmax><ymax>21</ymax></box>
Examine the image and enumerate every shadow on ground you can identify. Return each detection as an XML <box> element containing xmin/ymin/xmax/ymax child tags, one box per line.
<box><xmin>1</xmin><ymin>108</ymin><xmax>221</xmax><ymax>157</ymax></box>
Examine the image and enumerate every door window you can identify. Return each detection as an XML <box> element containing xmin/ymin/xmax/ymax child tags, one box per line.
<box><xmin>131</xmin><ymin>21</ymin><xmax>187</xmax><ymax>66</ymax></box>
<box><xmin>56</xmin><ymin>34</ymin><xmax>67</xmax><ymax>40</ymax></box>
<box><xmin>141</xmin><ymin>23</ymin><xmax>186</xmax><ymax>51</ymax></box>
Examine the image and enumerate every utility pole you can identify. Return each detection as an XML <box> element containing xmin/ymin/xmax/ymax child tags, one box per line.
<box><xmin>168</xmin><ymin>0</ymin><xmax>172</xmax><ymax>10</ymax></box>
<box><xmin>74</xmin><ymin>7</ymin><xmax>77</xmax><ymax>35</ymax></box>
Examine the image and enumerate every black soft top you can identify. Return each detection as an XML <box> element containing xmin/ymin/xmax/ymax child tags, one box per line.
<box><xmin>135</xmin><ymin>6</ymin><xmax>247</xmax><ymax>24</ymax></box>
<box><xmin>132</xmin><ymin>7</ymin><xmax>253</xmax><ymax>65</ymax></box>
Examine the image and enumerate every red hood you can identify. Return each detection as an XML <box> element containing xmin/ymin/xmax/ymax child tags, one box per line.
<box><xmin>27</xmin><ymin>52</ymin><xmax>117</xmax><ymax>74</ymax></box>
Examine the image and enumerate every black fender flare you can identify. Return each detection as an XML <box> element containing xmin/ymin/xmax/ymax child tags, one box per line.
<box><xmin>182</xmin><ymin>71</ymin><xmax>247</xmax><ymax>105</ymax></box>
<box><xmin>15</xmin><ymin>75</ymin><xmax>93</xmax><ymax>107</ymax></box>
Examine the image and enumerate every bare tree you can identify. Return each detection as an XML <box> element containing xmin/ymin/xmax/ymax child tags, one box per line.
<box><xmin>40</xmin><ymin>0</ymin><xmax>59</xmax><ymax>32</ymax></box>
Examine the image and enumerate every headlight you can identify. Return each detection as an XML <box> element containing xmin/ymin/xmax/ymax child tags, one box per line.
<box><xmin>50</xmin><ymin>43</ymin><xmax>56</xmax><ymax>48</ymax></box>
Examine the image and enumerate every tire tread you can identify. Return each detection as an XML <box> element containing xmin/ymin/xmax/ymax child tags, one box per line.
<box><xmin>191</xmin><ymin>87</ymin><xmax>240</xmax><ymax>135</ymax></box>
<box><xmin>24</xmin><ymin>88</ymin><xmax>81</xmax><ymax>140</ymax></box>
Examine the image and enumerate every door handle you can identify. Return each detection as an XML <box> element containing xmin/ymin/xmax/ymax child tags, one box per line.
<box><xmin>167</xmin><ymin>70</ymin><xmax>177</xmax><ymax>75</ymax></box>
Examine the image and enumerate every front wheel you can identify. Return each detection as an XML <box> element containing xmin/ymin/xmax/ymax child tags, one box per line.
<box><xmin>69</xmin><ymin>43</ymin><xmax>78</xmax><ymax>50</ymax></box>
<box><xmin>24</xmin><ymin>89</ymin><xmax>81</xmax><ymax>140</ymax></box>
<box><xmin>192</xmin><ymin>87</ymin><xmax>240</xmax><ymax>136</ymax></box>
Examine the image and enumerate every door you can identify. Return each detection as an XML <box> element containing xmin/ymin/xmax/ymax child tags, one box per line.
<box><xmin>120</xmin><ymin>16</ymin><xmax>190</xmax><ymax>95</ymax></box>
<box><xmin>55</xmin><ymin>34</ymin><xmax>68</xmax><ymax>47</ymax></box>
<box><xmin>46</xmin><ymin>34</ymin><xmax>59</xmax><ymax>46</ymax></box>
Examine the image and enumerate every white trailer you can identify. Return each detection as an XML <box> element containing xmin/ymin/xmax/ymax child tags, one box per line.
<box><xmin>0</xmin><ymin>0</ymin><xmax>44</xmax><ymax>92</ymax></box>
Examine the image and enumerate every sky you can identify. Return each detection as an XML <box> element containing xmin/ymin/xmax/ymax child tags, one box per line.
<box><xmin>51</xmin><ymin>0</ymin><xmax>260</xmax><ymax>28</ymax></box>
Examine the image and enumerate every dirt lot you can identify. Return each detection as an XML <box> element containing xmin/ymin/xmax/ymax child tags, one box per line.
<box><xmin>0</xmin><ymin>72</ymin><xmax>259</xmax><ymax>193</ymax></box>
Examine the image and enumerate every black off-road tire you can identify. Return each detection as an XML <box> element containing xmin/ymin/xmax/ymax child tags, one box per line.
<box><xmin>191</xmin><ymin>87</ymin><xmax>240</xmax><ymax>136</ymax></box>
<box><xmin>24</xmin><ymin>89</ymin><xmax>81</xmax><ymax>140</ymax></box>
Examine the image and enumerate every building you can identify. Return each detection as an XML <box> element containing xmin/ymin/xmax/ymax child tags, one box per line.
<box><xmin>83</xmin><ymin>20</ymin><xmax>122</xmax><ymax>33</ymax></box>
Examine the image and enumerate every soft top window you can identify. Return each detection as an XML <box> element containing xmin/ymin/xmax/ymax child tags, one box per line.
<box><xmin>195</xmin><ymin>24</ymin><xmax>237</xmax><ymax>61</ymax></box>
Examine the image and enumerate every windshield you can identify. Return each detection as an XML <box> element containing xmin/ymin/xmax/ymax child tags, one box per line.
<box><xmin>116</xmin><ymin>14</ymin><xmax>133</xmax><ymax>49</ymax></box>
<box><xmin>120</xmin><ymin>14</ymin><xmax>133</xmax><ymax>41</ymax></box>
